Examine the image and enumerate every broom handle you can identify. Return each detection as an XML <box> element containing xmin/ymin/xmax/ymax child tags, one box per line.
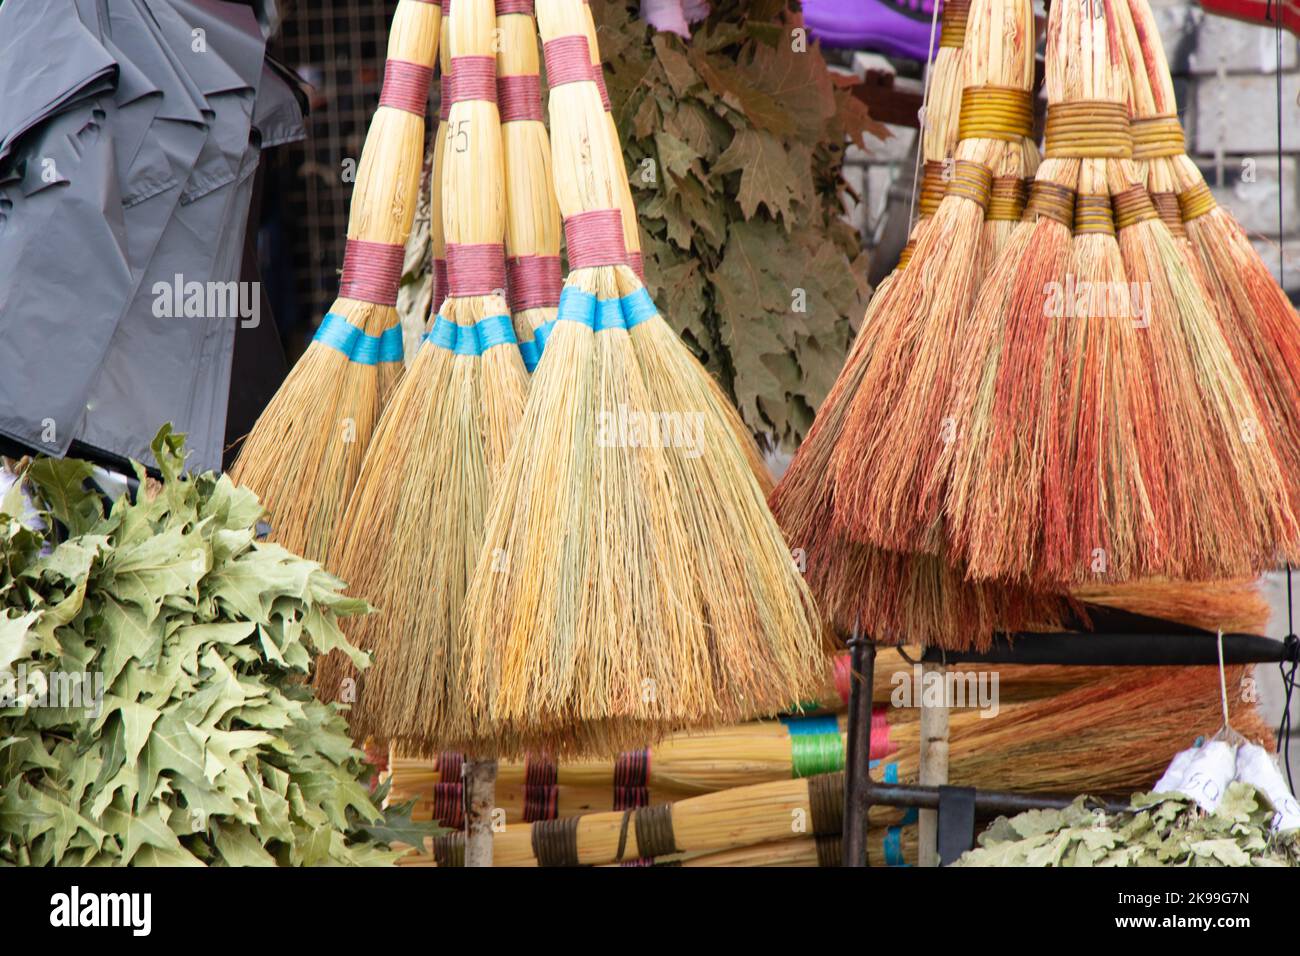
<box><xmin>339</xmin><ymin>0</ymin><xmax>441</xmax><ymax>308</ymax></box>
<box><xmin>536</xmin><ymin>0</ymin><xmax>631</xmax><ymax>270</ymax></box>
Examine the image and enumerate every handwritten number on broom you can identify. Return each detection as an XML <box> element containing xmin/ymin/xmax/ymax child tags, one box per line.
<box><xmin>453</xmin><ymin>119</ymin><xmax>471</xmax><ymax>153</ymax></box>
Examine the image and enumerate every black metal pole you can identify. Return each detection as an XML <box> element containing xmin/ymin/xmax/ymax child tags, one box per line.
<box><xmin>917</xmin><ymin>630</ymin><xmax>1295</xmax><ymax>666</ymax></box>
<box><xmin>842</xmin><ymin>633</ymin><xmax>875</xmax><ymax>867</ymax></box>
<box><xmin>869</xmin><ymin>781</ymin><xmax>1131</xmax><ymax>816</ymax></box>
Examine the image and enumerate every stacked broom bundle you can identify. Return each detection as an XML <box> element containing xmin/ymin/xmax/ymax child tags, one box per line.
<box><xmin>776</xmin><ymin>0</ymin><xmax>1300</xmax><ymax>651</ymax></box>
<box><xmin>230</xmin><ymin>0</ymin><xmax>440</xmax><ymax>562</ymax></box>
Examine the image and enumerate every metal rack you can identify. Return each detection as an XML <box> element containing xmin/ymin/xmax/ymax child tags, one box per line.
<box><xmin>839</xmin><ymin>610</ymin><xmax>1300</xmax><ymax>867</ymax></box>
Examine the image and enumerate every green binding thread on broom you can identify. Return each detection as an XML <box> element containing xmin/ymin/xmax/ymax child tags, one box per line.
<box><xmin>783</xmin><ymin>714</ymin><xmax>845</xmax><ymax>778</ymax></box>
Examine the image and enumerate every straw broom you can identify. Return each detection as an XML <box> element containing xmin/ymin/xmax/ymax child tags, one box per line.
<box><xmin>498</xmin><ymin>1</ymin><xmax>562</xmax><ymax>369</ymax></box>
<box><xmin>578</xmin><ymin>1</ymin><xmax>775</xmax><ymax>494</ymax></box>
<box><xmin>831</xmin><ymin>0</ymin><xmax>1036</xmax><ymax>555</ymax></box>
<box><xmin>1119</xmin><ymin>0</ymin><xmax>1300</xmax><ymax>509</ymax></box>
<box><xmin>228</xmin><ymin>0</ymin><xmax>439</xmax><ymax>563</ymax></box>
<box><xmin>460</xmin><ymin>0</ymin><xmax>823</xmax><ymax>757</ymax></box>
<box><xmin>316</xmin><ymin>0</ymin><xmax>529</xmax><ymax>763</ymax></box>
<box><xmin>943</xmin><ymin>0</ymin><xmax>1154</xmax><ymax>586</ymax></box>
<box><xmin>649</xmin><ymin>829</ymin><xmax>917</xmax><ymax>867</ymax></box>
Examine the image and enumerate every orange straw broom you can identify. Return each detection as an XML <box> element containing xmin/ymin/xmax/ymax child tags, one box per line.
<box><xmin>831</xmin><ymin>0</ymin><xmax>1037</xmax><ymax>556</ymax></box>
<box><xmin>1118</xmin><ymin>0</ymin><xmax>1300</xmax><ymax>519</ymax></box>
<box><xmin>316</xmin><ymin>0</ymin><xmax>530</xmax><ymax>757</ymax></box>
<box><xmin>228</xmin><ymin>0</ymin><xmax>440</xmax><ymax>563</ymax></box>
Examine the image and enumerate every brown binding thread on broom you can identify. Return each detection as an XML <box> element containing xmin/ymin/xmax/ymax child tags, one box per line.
<box><xmin>815</xmin><ymin>833</ymin><xmax>843</xmax><ymax>867</ymax></box>
<box><xmin>808</xmin><ymin>771</ymin><xmax>845</xmax><ymax>836</ymax></box>
<box><xmin>987</xmin><ymin>176</ymin><xmax>1029</xmax><ymax>222</ymax></box>
<box><xmin>956</xmin><ymin>86</ymin><xmax>1034</xmax><ymax>142</ymax></box>
<box><xmin>613</xmin><ymin>750</ymin><xmax>652</xmax><ymax>810</ymax></box>
<box><xmin>1073</xmin><ymin>194</ymin><xmax>1116</xmax><ymax>237</ymax></box>
<box><xmin>633</xmin><ymin>804</ymin><xmax>678</xmax><ymax>858</ymax></box>
<box><xmin>1131</xmin><ymin>115</ymin><xmax>1185</xmax><ymax>160</ymax></box>
<box><xmin>1150</xmin><ymin>192</ymin><xmax>1187</xmax><ymax>239</ymax></box>
<box><xmin>1044</xmin><ymin>101</ymin><xmax>1133</xmax><ymax>158</ymax></box>
<box><xmin>1022</xmin><ymin>180</ymin><xmax>1075</xmax><ymax>227</ymax></box>
<box><xmin>1176</xmin><ymin>180</ymin><xmax>1218</xmax><ymax>222</ymax></box>
<box><xmin>433</xmin><ymin>833</ymin><xmax>465</xmax><ymax>867</ymax></box>
<box><xmin>532</xmin><ymin>815</ymin><xmax>583</xmax><ymax>866</ymax></box>
<box><xmin>1112</xmin><ymin>185</ymin><xmax>1160</xmax><ymax>231</ymax></box>
<box><xmin>919</xmin><ymin>160</ymin><xmax>947</xmax><ymax>218</ymax></box>
<box><xmin>942</xmin><ymin>159</ymin><xmax>994</xmax><ymax>209</ymax></box>
<box><xmin>940</xmin><ymin>0</ymin><xmax>970</xmax><ymax>48</ymax></box>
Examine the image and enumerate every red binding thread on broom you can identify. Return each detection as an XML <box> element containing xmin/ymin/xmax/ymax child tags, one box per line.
<box><xmin>507</xmin><ymin>255</ymin><xmax>562</xmax><ymax>310</ymax></box>
<box><xmin>628</xmin><ymin>251</ymin><xmax>645</xmax><ymax>281</ymax></box>
<box><xmin>433</xmin><ymin>258</ymin><xmax>449</xmax><ymax>306</ymax></box>
<box><xmin>591</xmin><ymin>67</ymin><xmax>612</xmax><ymax>112</ymax></box>
<box><xmin>522</xmin><ymin>756</ymin><xmax>559</xmax><ymax>822</ymax></box>
<box><xmin>447</xmin><ymin>243</ymin><xmax>507</xmax><ymax>296</ymax></box>
<box><xmin>339</xmin><ymin>239</ymin><xmax>405</xmax><ymax>306</ymax></box>
<box><xmin>542</xmin><ymin>35</ymin><xmax>594</xmax><ymax>87</ymax></box>
<box><xmin>564</xmin><ymin>210</ymin><xmax>626</xmax><ymax>269</ymax></box>
<box><xmin>497</xmin><ymin>74</ymin><xmax>543</xmax><ymax>122</ymax></box>
<box><xmin>439</xmin><ymin>71</ymin><xmax>454</xmax><ymax>121</ymax></box>
<box><xmin>496</xmin><ymin>0</ymin><xmax>534</xmax><ymax>13</ymax></box>
<box><xmin>448</xmin><ymin>55</ymin><xmax>496</xmax><ymax>104</ymax></box>
<box><xmin>378</xmin><ymin>60</ymin><xmax>434</xmax><ymax>115</ymax></box>
<box><xmin>613</xmin><ymin>750</ymin><xmax>651</xmax><ymax>810</ymax></box>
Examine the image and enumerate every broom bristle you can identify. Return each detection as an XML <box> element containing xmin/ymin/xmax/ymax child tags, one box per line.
<box><xmin>832</xmin><ymin>0</ymin><xmax>1036</xmax><ymax>555</ymax></box>
<box><xmin>230</xmin><ymin>0</ymin><xmax>439</xmax><ymax>563</ymax></box>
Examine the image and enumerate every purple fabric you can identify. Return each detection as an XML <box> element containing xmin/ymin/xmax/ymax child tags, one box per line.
<box><xmin>803</xmin><ymin>0</ymin><xmax>941</xmax><ymax>60</ymax></box>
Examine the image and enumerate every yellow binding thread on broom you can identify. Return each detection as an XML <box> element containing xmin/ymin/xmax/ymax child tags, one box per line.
<box><xmin>987</xmin><ymin>176</ymin><xmax>1029</xmax><ymax>222</ymax></box>
<box><xmin>1073</xmin><ymin>194</ymin><xmax>1116</xmax><ymax>237</ymax></box>
<box><xmin>939</xmin><ymin>0</ymin><xmax>970</xmax><ymax>48</ymax></box>
<box><xmin>1176</xmin><ymin>180</ymin><xmax>1218</xmax><ymax>222</ymax></box>
<box><xmin>1131</xmin><ymin>115</ymin><xmax>1186</xmax><ymax>160</ymax></box>
<box><xmin>918</xmin><ymin>161</ymin><xmax>948</xmax><ymax>218</ymax></box>
<box><xmin>956</xmin><ymin>85</ymin><xmax>1034</xmax><ymax>143</ymax></box>
<box><xmin>942</xmin><ymin>159</ymin><xmax>994</xmax><ymax>209</ymax></box>
<box><xmin>1044</xmin><ymin>101</ymin><xmax>1133</xmax><ymax>158</ymax></box>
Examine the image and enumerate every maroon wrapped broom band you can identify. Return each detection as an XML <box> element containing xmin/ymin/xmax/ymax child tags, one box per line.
<box><xmin>378</xmin><ymin>59</ymin><xmax>434</xmax><ymax>115</ymax></box>
<box><xmin>339</xmin><ymin>238</ymin><xmax>406</xmax><ymax>306</ymax></box>
<box><xmin>591</xmin><ymin>66</ymin><xmax>612</xmax><ymax>112</ymax></box>
<box><xmin>628</xmin><ymin>252</ymin><xmax>645</xmax><ymax>282</ymax></box>
<box><xmin>522</xmin><ymin>756</ymin><xmax>559</xmax><ymax>823</ymax></box>
<box><xmin>448</xmin><ymin>55</ymin><xmax>497</xmax><ymax>104</ymax></box>
<box><xmin>433</xmin><ymin>258</ymin><xmax>450</xmax><ymax>306</ymax></box>
<box><xmin>495</xmin><ymin>0</ymin><xmax>534</xmax><ymax>13</ymax></box>
<box><xmin>439</xmin><ymin>74</ymin><xmax>454</xmax><ymax>121</ymax></box>
<box><xmin>542</xmin><ymin>35</ymin><xmax>595</xmax><ymax>88</ymax></box>
<box><xmin>613</xmin><ymin>750</ymin><xmax>651</xmax><ymax>811</ymax></box>
<box><xmin>447</xmin><ymin>243</ymin><xmax>507</xmax><ymax>297</ymax></box>
<box><xmin>432</xmin><ymin>751</ymin><xmax>464</xmax><ymax>829</ymax></box>
<box><xmin>564</xmin><ymin>209</ymin><xmax>627</xmax><ymax>269</ymax></box>
<box><xmin>497</xmin><ymin>74</ymin><xmax>543</xmax><ymax>122</ymax></box>
<box><xmin>507</xmin><ymin>255</ymin><xmax>563</xmax><ymax>311</ymax></box>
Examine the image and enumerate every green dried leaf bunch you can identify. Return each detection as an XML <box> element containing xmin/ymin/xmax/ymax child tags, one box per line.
<box><xmin>602</xmin><ymin>2</ymin><xmax>886</xmax><ymax>447</ymax></box>
<box><xmin>956</xmin><ymin>783</ymin><xmax>1300</xmax><ymax>867</ymax></box>
<box><xmin>0</xmin><ymin>427</ymin><xmax>436</xmax><ymax>866</ymax></box>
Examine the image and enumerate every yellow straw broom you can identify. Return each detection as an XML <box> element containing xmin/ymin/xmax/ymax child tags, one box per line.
<box><xmin>461</xmin><ymin>0</ymin><xmax>823</xmax><ymax>757</ymax></box>
<box><xmin>498</xmin><ymin>0</ymin><xmax>563</xmax><ymax>369</ymax></box>
<box><xmin>228</xmin><ymin>0</ymin><xmax>440</xmax><ymax>563</ymax></box>
<box><xmin>316</xmin><ymin>0</ymin><xmax>529</xmax><ymax>758</ymax></box>
<box><xmin>579</xmin><ymin>1</ymin><xmax>775</xmax><ymax>494</ymax></box>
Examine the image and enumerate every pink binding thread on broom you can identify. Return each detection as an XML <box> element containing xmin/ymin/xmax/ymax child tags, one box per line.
<box><xmin>542</xmin><ymin>35</ymin><xmax>595</xmax><ymax>87</ymax></box>
<box><xmin>379</xmin><ymin>60</ymin><xmax>434</xmax><ymax>115</ymax></box>
<box><xmin>339</xmin><ymin>239</ymin><xmax>405</xmax><ymax>306</ymax></box>
<box><xmin>565</xmin><ymin>210</ymin><xmax>627</xmax><ymax>269</ymax></box>
<box><xmin>507</xmin><ymin>256</ymin><xmax>562</xmax><ymax>310</ymax></box>
<box><xmin>448</xmin><ymin>55</ymin><xmax>497</xmax><ymax>103</ymax></box>
<box><xmin>497</xmin><ymin>74</ymin><xmax>543</xmax><ymax>122</ymax></box>
<box><xmin>496</xmin><ymin>0</ymin><xmax>534</xmax><ymax>13</ymax></box>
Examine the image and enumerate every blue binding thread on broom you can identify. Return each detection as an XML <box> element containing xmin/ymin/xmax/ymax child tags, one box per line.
<box><xmin>314</xmin><ymin>312</ymin><xmax>406</xmax><ymax>364</ymax></box>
